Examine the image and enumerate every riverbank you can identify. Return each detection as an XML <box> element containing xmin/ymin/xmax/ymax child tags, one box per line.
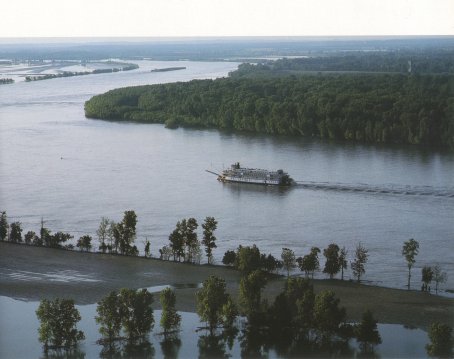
<box><xmin>1</xmin><ymin>241</ymin><xmax>452</xmax><ymax>329</ymax></box>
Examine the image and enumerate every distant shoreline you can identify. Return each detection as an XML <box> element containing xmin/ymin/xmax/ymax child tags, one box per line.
<box><xmin>151</xmin><ymin>66</ymin><xmax>186</xmax><ymax>72</ymax></box>
<box><xmin>1</xmin><ymin>241</ymin><xmax>452</xmax><ymax>329</ymax></box>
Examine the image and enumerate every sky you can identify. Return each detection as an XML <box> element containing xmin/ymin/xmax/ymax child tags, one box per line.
<box><xmin>1</xmin><ymin>0</ymin><xmax>453</xmax><ymax>38</ymax></box>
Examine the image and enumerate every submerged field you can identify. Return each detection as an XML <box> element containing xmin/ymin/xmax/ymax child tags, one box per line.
<box><xmin>1</xmin><ymin>241</ymin><xmax>452</xmax><ymax>329</ymax></box>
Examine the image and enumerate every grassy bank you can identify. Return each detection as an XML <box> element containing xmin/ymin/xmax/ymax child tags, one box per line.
<box><xmin>1</xmin><ymin>241</ymin><xmax>452</xmax><ymax>329</ymax></box>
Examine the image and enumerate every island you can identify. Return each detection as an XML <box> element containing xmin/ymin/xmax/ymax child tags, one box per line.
<box><xmin>151</xmin><ymin>66</ymin><xmax>186</xmax><ymax>72</ymax></box>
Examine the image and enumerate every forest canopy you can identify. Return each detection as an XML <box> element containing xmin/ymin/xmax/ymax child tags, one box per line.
<box><xmin>85</xmin><ymin>65</ymin><xmax>454</xmax><ymax>148</ymax></box>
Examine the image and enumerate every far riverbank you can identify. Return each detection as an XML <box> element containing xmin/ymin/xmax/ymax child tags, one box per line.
<box><xmin>1</xmin><ymin>242</ymin><xmax>452</xmax><ymax>329</ymax></box>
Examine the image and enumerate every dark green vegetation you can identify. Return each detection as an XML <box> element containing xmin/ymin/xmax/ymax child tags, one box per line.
<box><xmin>0</xmin><ymin>78</ymin><xmax>14</xmax><ymax>84</ymax></box>
<box><xmin>36</xmin><ymin>298</ymin><xmax>85</xmax><ymax>352</ymax></box>
<box><xmin>85</xmin><ymin>69</ymin><xmax>454</xmax><ymax>148</ymax></box>
<box><xmin>151</xmin><ymin>66</ymin><xmax>186</xmax><ymax>72</ymax></box>
<box><xmin>426</xmin><ymin>322</ymin><xmax>453</xmax><ymax>357</ymax></box>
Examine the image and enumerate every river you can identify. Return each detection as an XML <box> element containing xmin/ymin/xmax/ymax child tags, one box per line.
<box><xmin>0</xmin><ymin>60</ymin><xmax>453</xmax><ymax>291</ymax></box>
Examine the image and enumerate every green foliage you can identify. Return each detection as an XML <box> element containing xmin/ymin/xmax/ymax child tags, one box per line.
<box><xmin>239</xmin><ymin>270</ymin><xmax>267</xmax><ymax>324</ymax></box>
<box><xmin>0</xmin><ymin>211</ymin><xmax>7</xmax><ymax>241</ymax></box>
<box><xmin>351</xmin><ymin>243</ymin><xmax>369</xmax><ymax>282</ymax></box>
<box><xmin>85</xmin><ymin>73</ymin><xmax>454</xmax><ymax>149</ymax></box>
<box><xmin>119</xmin><ymin>288</ymin><xmax>154</xmax><ymax>340</ymax></box>
<box><xmin>144</xmin><ymin>238</ymin><xmax>151</xmax><ymax>258</ymax></box>
<box><xmin>323</xmin><ymin>243</ymin><xmax>341</xmax><ymax>279</ymax></box>
<box><xmin>9</xmin><ymin>221</ymin><xmax>23</xmax><ymax>243</ymax></box>
<box><xmin>221</xmin><ymin>297</ymin><xmax>238</xmax><ymax>329</ymax></box>
<box><xmin>433</xmin><ymin>264</ymin><xmax>448</xmax><ymax>295</ymax></box>
<box><xmin>36</xmin><ymin>298</ymin><xmax>85</xmax><ymax>351</ymax></box>
<box><xmin>47</xmin><ymin>231</ymin><xmax>73</xmax><ymax>249</ymax></box>
<box><xmin>168</xmin><ymin>218</ymin><xmax>200</xmax><ymax>263</ymax></box>
<box><xmin>281</xmin><ymin>247</ymin><xmax>296</xmax><ymax>277</ymax></box>
<box><xmin>402</xmin><ymin>238</ymin><xmax>420</xmax><ymax>290</ymax></box>
<box><xmin>422</xmin><ymin>266</ymin><xmax>433</xmax><ymax>292</ymax></box>
<box><xmin>313</xmin><ymin>290</ymin><xmax>346</xmax><ymax>344</ymax></box>
<box><xmin>355</xmin><ymin>310</ymin><xmax>382</xmax><ymax>353</ymax></box>
<box><xmin>24</xmin><ymin>230</ymin><xmax>38</xmax><ymax>245</ymax></box>
<box><xmin>297</xmin><ymin>247</ymin><xmax>321</xmax><ymax>278</ymax></box>
<box><xmin>222</xmin><ymin>250</ymin><xmax>236</xmax><ymax>266</ymax></box>
<box><xmin>202</xmin><ymin>216</ymin><xmax>218</xmax><ymax>264</ymax></box>
<box><xmin>196</xmin><ymin>275</ymin><xmax>230</xmax><ymax>335</ymax></box>
<box><xmin>97</xmin><ymin>217</ymin><xmax>110</xmax><ymax>253</ymax></box>
<box><xmin>160</xmin><ymin>288</ymin><xmax>181</xmax><ymax>337</ymax></box>
<box><xmin>96</xmin><ymin>291</ymin><xmax>123</xmax><ymax>342</ymax></box>
<box><xmin>426</xmin><ymin>322</ymin><xmax>453</xmax><ymax>357</ymax></box>
<box><xmin>235</xmin><ymin>245</ymin><xmax>262</xmax><ymax>275</ymax></box>
<box><xmin>76</xmin><ymin>235</ymin><xmax>92</xmax><ymax>252</ymax></box>
<box><xmin>339</xmin><ymin>246</ymin><xmax>348</xmax><ymax>280</ymax></box>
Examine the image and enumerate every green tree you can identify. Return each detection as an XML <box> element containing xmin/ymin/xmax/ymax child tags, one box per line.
<box><xmin>351</xmin><ymin>243</ymin><xmax>368</xmax><ymax>283</ymax></box>
<box><xmin>169</xmin><ymin>221</ymin><xmax>185</xmax><ymax>261</ymax></box>
<box><xmin>221</xmin><ymin>297</ymin><xmax>238</xmax><ymax>329</ymax></box>
<box><xmin>10</xmin><ymin>221</ymin><xmax>23</xmax><ymax>243</ymax></box>
<box><xmin>297</xmin><ymin>247</ymin><xmax>320</xmax><ymax>278</ymax></box>
<box><xmin>281</xmin><ymin>247</ymin><xmax>296</xmax><ymax>277</ymax></box>
<box><xmin>97</xmin><ymin>217</ymin><xmax>110</xmax><ymax>253</ymax></box>
<box><xmin>222</xmin><ymin>250</ymin><xmax>236</xmax><ymax>266</ymax></box>
<box><xmin>160</xmin><ymin>288</ymin><xmax>181</xmax><ymax>338</ymax></box>
<box><xmin>433</xmin><ymin>264</ymin><xmax>448</xmax><ymax>295</ymax></box>
<box><xmin>24</xmin><ymin>230</ymin><xmax>38</xmax><ymax>245</ymax></box>
<box><xmin>76</xmin><ymin>235</ymin><xmax>92</xmax><ymax>252</ymax></box>
<box><xmin>119</xmin><ymin>210</ymin><xmax>138</xmax><ymax>255</ymax></box>
<box><xmin>196</xmin><ymin>275</ymin><xmax>230</xmax><ymax>335</ymax></box>
<box><xmin>239</xmin><ymin>270</ymin><xmax>267</xmax><ymax>325</ymax></box>
<box><xmin>184</xmin><ymin>217</ymin><xmax>198</xmax><ymax>263</ymax></box>
<box><xmin>0</xmin><ymin>211</ymin><xmax>7</xmax><ymax>241</ymax></box>
<box><xmin>323</xmin><ymin>243</ymin><xmax>341</xmax><ymax>279</ymax></box>
<box><xmin>119</xmin><ymin>288</ymin><xmax>154</xmax><ymax>341</ymax></box>
<box><xmin>48</xmin><ymin>232</ymin><xmax>73</xmax><ymax>248</ymax></box>
<box><xmin>426</xmin><ymin>322</ymin><xmax>453</xmax><ymax>357</ymax></box>
<box><xmin>236</xmin><ymin>245</ymin><xmax>262</xmax><ymax>275</ymax></box>
<box><xmin>144</xmin><ymin>238</ymin><xmax>151</xmax><ymax>258</ymax></box>
<box><xmin>36</xmin><ymin>298</ymin><xmax>85</xmax><ymax>351</ymax></box>
<box><xmin>313</xmin><ymin>290</ymin><xmax>346</xmax><ymax>344</ymax></box>
<box><xmin>96</xmin><ymin>291</ymin><xmax>123</xmax><ymax>343</ymax></box>
<box><xmin>421</xmin><ymin>266</ymin><xmax>433</xmax><ymax>292</ymax></box>
<box><xmin>355</xmin><ymin>310</ymin><xmax>382</xmax><ymax>353</ymax></box>
<box><xmin>402</xmin><ymin>238</ymin><xmax>419</xmax><ymax>290</ymax></box>
<box><xmin>339</xmin><ymin>246</ymin><xmax>348</xmax><ymax>280</ymax></box>
<box><xmin>202</xmin><ymin>216</ymin><xmax>218</xmax><ymax>264</ymax></box>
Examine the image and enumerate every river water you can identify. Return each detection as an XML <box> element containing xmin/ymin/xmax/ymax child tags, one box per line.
<box><xmin>0</xmin><ymin>60</ymin><xmax>453</xmax><ymax>291</ymax></box>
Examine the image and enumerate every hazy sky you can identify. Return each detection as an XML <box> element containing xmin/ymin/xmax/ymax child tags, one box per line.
<box><xmin>2</xmin><ymin>0</ymin><xmax>453</xmax><ymax>38</ymax></box>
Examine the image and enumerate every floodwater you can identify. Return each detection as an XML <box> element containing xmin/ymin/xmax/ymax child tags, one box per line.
<box><xmin>0</xmin><ymin>60</ymin><xmax>453</xmax><ymax>292</ymax></box>
<box><xmin>0</xmin><ymin>296</ymin><xmax>430</xmax><ymax>358</ymax></box>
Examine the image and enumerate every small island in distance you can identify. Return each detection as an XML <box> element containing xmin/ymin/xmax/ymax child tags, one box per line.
<box><xmin>151</xmin><ymin>66</ymin><xmax>186</xmax><ymax>72</ymax></box>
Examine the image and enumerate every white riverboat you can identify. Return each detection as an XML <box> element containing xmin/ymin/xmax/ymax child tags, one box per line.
<box><xmin>217</xmin><ymin>162</ymin><xmax>293</xmax><ymax>186</ymax></box>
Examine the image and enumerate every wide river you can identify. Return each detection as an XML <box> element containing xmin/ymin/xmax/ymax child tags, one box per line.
<box><xmin>1</xmin><ymin>60</ymin><xmax>453</xmax><ymax>291</ymax></box>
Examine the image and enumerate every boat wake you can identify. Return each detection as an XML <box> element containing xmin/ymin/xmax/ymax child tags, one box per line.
<box><xmin>295</xmin><ymin>181</ymin><xmax>454</xmax><ymax>199</ymax></box>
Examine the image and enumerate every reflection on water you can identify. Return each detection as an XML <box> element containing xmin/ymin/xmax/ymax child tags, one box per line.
<box><xmin>0</xmin><ymin>296</ymin><xmax>430</xmax><ymax>358</ymax></box>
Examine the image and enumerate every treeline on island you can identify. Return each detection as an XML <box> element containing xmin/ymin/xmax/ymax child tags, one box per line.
<box><xmin>84</xmin><ymin>71</ymin><xmax>454</xmax><ymax>148</ymax></box>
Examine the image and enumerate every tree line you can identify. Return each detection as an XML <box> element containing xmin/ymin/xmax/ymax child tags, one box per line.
<box><xmin>1</xmin><ymin>211</ymin><xmax>448</xmax><ymax>294</ymax></box>
<box><xmin>84</xmin><ymin>71</ymin><xmax>454</xmax><ymax>149</ymax></box>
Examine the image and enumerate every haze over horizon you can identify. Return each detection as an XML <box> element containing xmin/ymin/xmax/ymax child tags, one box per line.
<box><xmin>2</xmin><ymin>0</ymin><xmax>453</xmax><ymax>38</ymax></box>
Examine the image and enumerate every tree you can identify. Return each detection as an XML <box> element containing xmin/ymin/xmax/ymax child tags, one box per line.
<box><xmin>119</xmin><ymin>210</ymin><xmax>138</xmax><ymax>255</ymax></box>
<box><xmin>402</xmin><ymin>238</ymin><xmax>419</xmax><ymax>290</ymax></box>
<box><xmin>426</xmin><ymin>322</ymin><xmax>453</xmax><ymax>357</ymax></box>
<box><xmin>36</xmin><ymin>298</ymin><xmax>85</xmax><ymax>351</ymax></box>
<box><xmin>222</xmin><ymin>250</ymin><xmax>236</xmax><ymax>266</ymax></box>
<box><xmin>239</xmin><ymin>270</ymin><xmax>267</xmax><ymax>324</ymax></box>
<box><xmin>202</xmin><ymin>216</ymin><xmax>218</xmax><ymax>264</ymax></box>
<box><xmin>196</xmin><ymin>275</ymin><xmax>230</xmax><ymax>335</ymax></box>
<box><xmin>183</xmin><ymin>218</ymin><xmax>198</xmax><ymax>263</ymax></box>
<box><xmin>281</xmin><ymin>247</ymin><xmax>296</xmax><ymax>277</ymax></box>
<box><xmin>0</xmin><ymin>211</ymin><xmax>7</xmax><ymax>241</ymax></box>
<box><xmin>76</xmin><ymin>235</ymin><xmax>92</xmax><ymax>252</ymax></box>
<box><xmin>221</xmin><ymin>297</ymin><xmax>238</xmax><ymax>329</ymax></box>
<box><xmin>96</xmin><ymin>291</ymin><xmax>123</xmax><ymax>343</ymax></box>
<box><xmin>48</xmin><ymin>232</ymin><xmax>73</xmax><ymax>249</ymax></box>
<box><xmin>421</xmin><ymin>266</ymin><xmax>433</xmax><ymax>292</ymax></box>
<box><xmin>236</xmin><ymin>245</ymin><xmax>262</xmax><ymax>275</ymax></box>
<box><xmin>263</xmin><ymin>254</ymin><xmax>282</xmax><ymax>273</ymax></box>
<box><xmin>144</xmin><ymin>238</ymin><xmax>151</xmax><ymax>258</ymax></box>
<box><xmin>433</xmin><ymin>264</ymin><xmax>448</xmax><ymax>295</ymax></box>
<box><xmin>169</xmin><ymin>221</ymin><xmax>185</xmax><ymax>261</ymax></box>
<box><xmin>119</xmin><ymin>288</ymin><xmax>154</xmax><ymax>341</ymax></box>
<box><xmin>297</xmin><ymin>247</ymin><xmax>320</xmax><ymax>278</ymax></box>
<box><xmin>313</xmin><ymin>290</ymin><xmax>346</xmax><ymax>344</ymax></box>
<box><xmin>355</xmin><ymin>310</ymin><xmax>382</xmax><ymax>353</ymax></box>
<box><xmin>97</xmin><ymin>217</ymin><xmax>110</xmax><ymax>253</ymax></box>
<box><xmin>9</xmin><ymin>221</ymin><xmax>23</xmax><ymax>243</ymax></box>
<box><xmin>339</xmin><ymin>246</ymin><xmax>348</xmax><ymax>280</ymax></box>
<box><xmin>160</xmin><ymin>288</ymin><xmax>181</xmax><ymax>338</ymax></box>
<box><xmin>351</xmin><ymin>243</ymin><xmax>368</xmax><ymax>283</ymax></box>
<box><xmin>323</xmin><ymin>243</ymin><xmax>342</xmax><ymax>279</ymax></box>
<box><xmin>24</xmin><ymin>230</ymin><xmax>38</xmax><ymax>245</ymax></box>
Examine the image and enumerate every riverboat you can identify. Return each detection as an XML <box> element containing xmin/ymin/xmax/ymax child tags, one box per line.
<box><xmin>217</xmin><ymin>162</ymin><xmax>293</xmax><ymax>186</ymax></box>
